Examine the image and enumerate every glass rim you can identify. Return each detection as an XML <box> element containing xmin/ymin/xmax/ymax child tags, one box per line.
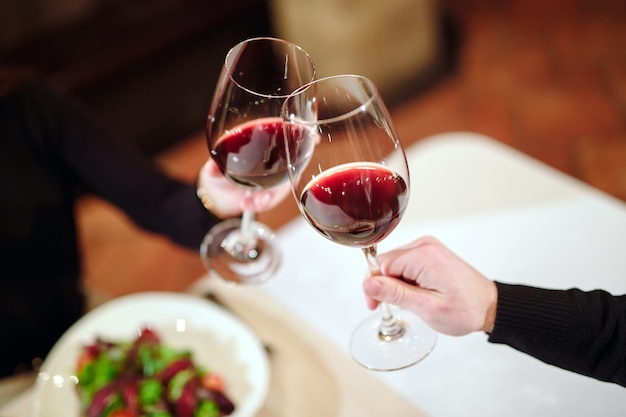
<box><xmin>282</xmin><ymin>74</ymin><xmax>380</xmax><ymax>126</ymax></box>
<box><xmin>224</xmin><ymin>36</ymin><xmax>316</xmax><ymax>99</ymax></box>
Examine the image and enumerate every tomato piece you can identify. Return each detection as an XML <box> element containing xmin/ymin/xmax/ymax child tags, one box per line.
<box><xmin>76</xmin><ymin>351</ymin><xmax>95</xmax><ymax>372</ymax></box>
<box><xmin>201</xmin><ymin>373</ymin><xmax>224</xmax><ymax>393</ymax></box>
<box><xmin>137</xmin><ymin>327</ymin><xmax>160</xmax><ymax>344</ymax></box>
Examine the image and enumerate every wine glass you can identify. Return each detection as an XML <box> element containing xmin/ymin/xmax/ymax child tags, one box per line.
<box><xmin>282</xmin><ymin>74</ymin><xmax>437</xmax><ymax>371</ymax></box>
<box><xmin>200</xmin><ymin>37</ymin><xmax>315</xmax><ymax>285</ymax></box>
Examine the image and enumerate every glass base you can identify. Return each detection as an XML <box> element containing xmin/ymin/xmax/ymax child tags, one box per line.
<box><xmin>349</xmin><ymin>307</ymin><xmax>437</xmax><ymax>371</ymax></box>
<box><xmin>200</xmin><ymin>218</ymin><xmax>281</xmax><ymax>285</ymax></box>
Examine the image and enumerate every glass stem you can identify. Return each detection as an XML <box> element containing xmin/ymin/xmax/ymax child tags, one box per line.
<box><xmin>239</xmin><ymin>209</ymin><xmax>256</xmax><ymax>244</ymax></box>
<box><xmin>362</xmin><ymin>246</ymin><xmax>405</xmax><ymax>341</ymax></box>
<box><xmin>238</xmin><ymin>188</ymin><xmax>257</xmax><ymax>247</ymax></box>
<box><xmin>222</xmin><ymin>209</ymin><xmax>259</xmax><ymax>262</ymax></box>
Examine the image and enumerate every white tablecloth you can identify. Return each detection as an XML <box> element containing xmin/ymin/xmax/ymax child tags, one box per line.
<box><xmin>261</xmin><ymin>132</ymin><xmax>626</xmax><ymax>416</ymax></box>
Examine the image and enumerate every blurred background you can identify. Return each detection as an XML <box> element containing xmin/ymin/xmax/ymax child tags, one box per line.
<box><xmin>0</xmin><ymin>0</ymin><xmax>277</xmax><ymax>155</ymax></box>
<box><xmin>2</xmin><ymin>0</ymin><xmax>626</xmax><ymax>296</ymax></box>
<box><xmin>0</xmin><ymin>0</ymin><xmax>451</xmax><ymax>154</ymax></box>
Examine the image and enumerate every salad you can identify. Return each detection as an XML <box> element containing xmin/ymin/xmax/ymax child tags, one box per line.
<box><xmin>74</xmin><ymin>327</ymin><xmax>235</xmax><ymax>417</ymax></box>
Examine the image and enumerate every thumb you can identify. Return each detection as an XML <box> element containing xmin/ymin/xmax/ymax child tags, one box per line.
<box><xmin>251</xmin><ymin>191</ymin><xmax>273</xmax><ymax>211</ymax></box>
<box><xmin>363</xmin><ymin>276</ymin><xmax>425</xmax><ymax>314</ymax></box>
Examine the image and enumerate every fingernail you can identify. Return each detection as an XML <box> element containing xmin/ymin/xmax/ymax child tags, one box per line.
<box><xmin>365</xmin><ymin>279</ymin><xmax>382</xmax><ymax>297</ymax></box>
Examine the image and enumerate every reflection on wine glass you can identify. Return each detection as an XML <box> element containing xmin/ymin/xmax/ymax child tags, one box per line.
<box><xmin>282</xmin><ymin>74</ymin><xmax>437</xmax><ymax>371</ymax></box>
<box><xmin>200</xmin><ymin>37</ymin><xmax>315</xmax><ymax>285</ymax></box>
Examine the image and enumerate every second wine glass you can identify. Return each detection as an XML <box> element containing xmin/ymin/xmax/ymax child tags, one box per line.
<box><xmin>282</xmin><ymin>74</ymin><xmax>437</xmax><ymax>371</ymax></box>
<box><xmin>201</xmin><ymin>37</ymin><xmax>315</xmax><ymax>284</ymax></box>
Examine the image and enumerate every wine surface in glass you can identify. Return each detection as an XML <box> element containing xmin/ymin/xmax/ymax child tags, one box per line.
<box><xmin>211</xmin><ymin>117</ymin><xmax>290</xmax><ymax>189</ymax></box>
<box><xmin>299</xmin><ymin>162</ymin><xmax>408</xmax><ymax>247</ymax></box>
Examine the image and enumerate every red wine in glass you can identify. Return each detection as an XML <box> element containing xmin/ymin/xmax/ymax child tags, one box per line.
<box><xmin>300</xmin><ymin>162</ymin><xmax>409</xmax><ymax>247</ymax></box>
<box><xmin>282</xmin><ymin>74</ymin><xmax>436</xmax><ymax>370</ymax></box>
<box><xmin>200</xmin><ymin>37</ymin><xmax>315</xmax><ymax>285</ymax></box>
<box><xmin>211</xmin><ymin>117</ymin><xmax>291</xmax><ymax>190</ymax></box>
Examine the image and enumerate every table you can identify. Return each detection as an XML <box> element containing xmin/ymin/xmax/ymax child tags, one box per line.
<box><xmin>3</xmin><ymin>131</ymin><xmax>625</xmax><ymax>416</ymax></box>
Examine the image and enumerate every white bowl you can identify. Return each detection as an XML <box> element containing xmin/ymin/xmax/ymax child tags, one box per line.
<box><xmin>31</xmin><ymin>291</ymin><xmax>270</xmax><ymax>417</ymax></box>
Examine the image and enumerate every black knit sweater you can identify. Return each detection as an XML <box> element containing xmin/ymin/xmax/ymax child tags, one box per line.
<box><xmin>0</xmin><ymin>80</ymin><xmax>218</xmax><ymax>377</ymax></box>
<box><xmin>489</xmin><ymin>282</ymin><xmax>626</xmax><ymax>386</ymax></box>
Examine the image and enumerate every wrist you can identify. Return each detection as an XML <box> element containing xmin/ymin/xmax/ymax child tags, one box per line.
<box><xmin>483</xmin><ymin>280</ymin><xmax>498</xmax><ymax>333</ymax></box>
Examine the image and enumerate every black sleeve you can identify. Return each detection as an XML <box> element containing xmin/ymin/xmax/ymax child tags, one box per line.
<box><xmin>488</xmin><ymin>282</ymin><xmax>626</xmax><ymax>386</ymax></box>
<box><xmin>22</xmin><ymin>80</ymin><xmax>220</xmax><ymax>250</ymax></box>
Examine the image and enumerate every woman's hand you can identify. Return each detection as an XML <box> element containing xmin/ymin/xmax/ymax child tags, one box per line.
<box><xmin>197</xmin><ymin>159</ymin><xmax>292</xmax><ymax>218</ymax></box>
